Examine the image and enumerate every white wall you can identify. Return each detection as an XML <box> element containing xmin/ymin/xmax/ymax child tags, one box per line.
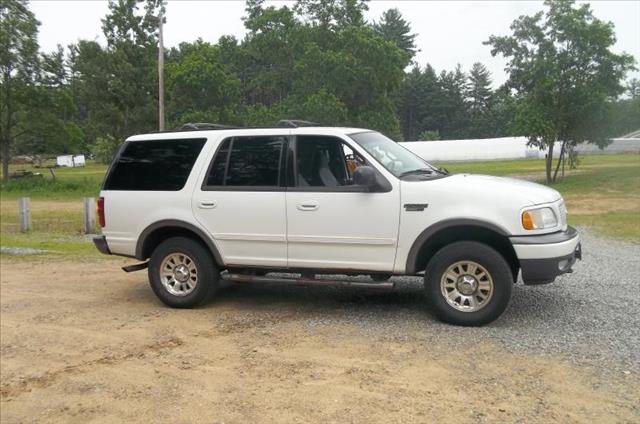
<box><xmin>73</xmin><ymin>155</ymin><xmax>86</xmax><ymax>167</ymax></box>
<box><xmin>56</xmin><ymin>154</ymin><xmax>86</xmax><ymax>167</ymax></box>
<box><xmin>400</xmin><ymin>137</ymin><xmax>640</xmax><ymax>162</ymax></box>
<box><xmin>56</xmin><ymin>155</ymin><xmax>74</xmax><ymax>167</ymax></box>
<box><xmin>400</xmin><ymin>137</ymin><xmax>543</xmax><ymax>162</ymax></box>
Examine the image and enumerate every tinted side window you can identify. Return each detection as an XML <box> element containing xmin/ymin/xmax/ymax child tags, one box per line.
<box><xmin>205</xmin><ymin>138</ymin><xmax>230</xmax><ymax>186</ymax></box>
<box><xmin>104</xmin><ymin>138</ymin><xmax>206</xmax><ymax>191</ymax></box>
<box><xmin>205</xmin><ymin>136</ymin><xmax>284</xmax><ymax>187</ymax></box>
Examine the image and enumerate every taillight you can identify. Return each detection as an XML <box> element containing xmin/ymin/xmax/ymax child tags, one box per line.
<box><xmin>97</xmin><ymin>197</ymin><xmax>105</xmax><ymax>227</ymax></box>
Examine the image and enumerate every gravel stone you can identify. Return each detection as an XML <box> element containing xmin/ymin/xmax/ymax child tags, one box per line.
<box><xmin>222</xmin><ymin>227</ymin><xmax>639</xmax><ymax>373</ymax></box>
<box><xmin>0</xmin><ymin>246</ymin><xmax>49</xmax><ymax>255</ymax></box>
<box><xmin>276</xmin><ymin>227</ymin><xmax>640</xmax><ymax>373</ymax></box>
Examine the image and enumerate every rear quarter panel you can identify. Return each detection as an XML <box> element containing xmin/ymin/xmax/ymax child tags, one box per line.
<box><xmin>101</xmin><ymin>135</ymin><xmax>220</xmax><ymax>257</ymax></box>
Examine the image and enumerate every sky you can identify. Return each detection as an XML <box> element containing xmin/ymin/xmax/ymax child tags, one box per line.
<box><xmin>30</xmin><ymin>0</ymin><xmax>640</xmax><ymax>87</ymax></box>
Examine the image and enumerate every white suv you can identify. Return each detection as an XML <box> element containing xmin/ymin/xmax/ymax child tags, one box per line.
<box><xmin>94</xmin><ymin>122</ymin><xmax>581</xmax><ymax>326</ymax></box>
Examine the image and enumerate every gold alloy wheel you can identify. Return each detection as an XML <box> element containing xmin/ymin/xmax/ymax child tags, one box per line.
<box><xmin>440</xmin><ymin>260</ymin><xmax>494</xmax><ymax>312</ymax></box>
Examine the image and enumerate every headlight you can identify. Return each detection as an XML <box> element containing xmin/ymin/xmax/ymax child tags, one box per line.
<box><xmin>522</xmin><ymin>207</ymin><xmax>558</xmax><ymax>230</ymax></box>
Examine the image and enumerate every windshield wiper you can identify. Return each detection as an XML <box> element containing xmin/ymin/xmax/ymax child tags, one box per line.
<box><xmin>399</xmin><ymin>168</ymin><xmax>435</xmax><ymax>178</ymax></box>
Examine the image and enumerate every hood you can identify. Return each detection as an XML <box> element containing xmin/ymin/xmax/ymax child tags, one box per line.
<box><xmin>449</xmin><ymin>174</ymin><xmax>561</xmax><ymax>205</ymax></box>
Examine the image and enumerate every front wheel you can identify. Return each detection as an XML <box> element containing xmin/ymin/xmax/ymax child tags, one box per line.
<box><xmin>424</xmin><ymin>241</ymin><xmax>512</xmax><ymax>326</ymax></box>
<box><xmin>148</xmin><ymin>237</ymin><xmax>219</xmax><ymax>308</ymax></box>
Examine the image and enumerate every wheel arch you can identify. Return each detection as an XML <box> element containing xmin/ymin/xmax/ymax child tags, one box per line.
<box><xmin>136</xmin><ymin>220</ymin><xmax>224</xmax><ymax>267</ymax></box>
<box><xmin>405</xmin><ymin>219</ymin><xmax>519</xmax><ymax>280</ymax></box>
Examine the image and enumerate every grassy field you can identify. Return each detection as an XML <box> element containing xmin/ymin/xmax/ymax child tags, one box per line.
<box><xmin>438</xmin><ymin>154</ymin><xmax>640</xmax><ymax>240</ymax></box>
<box><xmin>0</xmin><ymin>154</ymin><xmax>638</xmax><ymax>258</ymax></box>
<box><xmin>0</xmin><ymin>162</ymin><xmax>105</xmax><ymax>200</ymax></box>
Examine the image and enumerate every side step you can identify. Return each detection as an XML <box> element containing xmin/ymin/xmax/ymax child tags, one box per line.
<box><xmin>122</xmin><ymin>262</ymin><xmax>149</xmax><ymax>273</ymax></box>
<box><xmin>221</xmin><ymin>273</ymin><xmax>394</xmax><ymax>290</ymax></box>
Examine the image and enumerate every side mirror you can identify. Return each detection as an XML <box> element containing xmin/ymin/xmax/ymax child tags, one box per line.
<box><xmin>352</xmin><ymin>166</ymin><xmax>377</xmax><ymax>191</ymax></box>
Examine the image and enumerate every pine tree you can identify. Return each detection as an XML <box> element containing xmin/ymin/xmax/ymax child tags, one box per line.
<box><xmin>467</xmin><ymin>62</ymin><xmax>493</xmax><ymax>111</ymax></box>
<box><xmin>466</xmin><ymin>62</ymin><xmax>495</xmax><ymax>138</ymax></box>
<box><xmin>373</xmin><ymin>8</ymin><xmax>417</xmax><ymax>60</ymax></box>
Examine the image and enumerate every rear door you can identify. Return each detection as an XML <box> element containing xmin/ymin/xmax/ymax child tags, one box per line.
<box><xmin>285</xmin><ymin>135</ymin><xmax>401</xmax><ymax>271</ymax></box>
<box><xmin>192</xmin><ymin>132</ymin><xmax>289</xmax><ymax>267</ymax></box>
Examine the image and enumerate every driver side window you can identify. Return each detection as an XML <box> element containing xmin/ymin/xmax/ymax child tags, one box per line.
<box><xmin>294</xmin><ymin>136</ymin><xmax>365</xmax><ymax>187</ymax></box>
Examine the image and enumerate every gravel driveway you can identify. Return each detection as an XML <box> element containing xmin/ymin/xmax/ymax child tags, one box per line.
<box><xmin>1</xmin><ymin>226</ymin><xmax>638</xmax><ymax>423</ymax></box>
<box><xmin>381</xmin><ymin>226</ymin><xmax>640</xmax><ymax>373</ymax></box>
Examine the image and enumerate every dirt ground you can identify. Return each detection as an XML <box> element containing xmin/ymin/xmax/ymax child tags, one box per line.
<box><xmin>1</xmin><ymin>258</ymin><xmax>638</xmax><ymax>423</ymax></box>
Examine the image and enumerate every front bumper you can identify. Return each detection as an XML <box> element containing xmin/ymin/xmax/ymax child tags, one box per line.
<box><xmin>510</xmin><ymin>226</ymin><xmax>581</xmax><ymax>285</ymax></box>
<box><xmin>93</xmin><ymin>235</ymin><xmax>111</xmax><ymax>255</ymax></box>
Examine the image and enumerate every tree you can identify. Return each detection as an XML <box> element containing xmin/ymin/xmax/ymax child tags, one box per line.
<box><xmin>166</xmin><ymin>40</ymin><xmax>241</xmax><ymax>127</ymax></box>
<box><xmin>608</xmin><ymin>79</ymin><xmax>640</xmax><ymax>138</ymax></box>
<box><xmin>294</xmin><ymin>0</ymin><xmax>368</xmax><ymax>28</ymax></box>
<box><xmin>241</xmin><ymin>1</ymin><xmax>301</xmax><ymax>106</ymax></box>
<box><xmin>16</xmin><ymin>46</ymin><xmax>83</xmax><ymax>156</ymax></box>
<box><xmin>397</xmin><ymin>67</ymin><xmax>426</xmax><ymax>140</ymax></box>
<box><xmin>625</xmin><ymin>78</ymin><xmax>640</xmax><ymax>100</ymax></box>
<box><xmin>396</xmin><ymin>65</ymin><xmax>441</xmax><ymax>140</ymax></box>
<box><xmin>373</xmin><ymin>8</ymin><xmax>417</xmax><ymax>61</ymax></box>
<box><xmin>100</xmin><ymin>0</ymin><xmax>164</xmax><ymax>138</ymax></box>
<box><xmin>68</xmin><ymin>0</ymin><xmax>163</xmax><ymax>149</ymax></box>
<box><xmin>486</xmin><ymin>0</ymin><xmax>636</xmax><ymax>183</ymax></box>
<box><xmin>466</xmin><ymin>62</ymin><xmax>492</xmax><ymax>112</ymax></box>
<box><xmin>293</xmin><ymin>25</ymin><xmax>406</xmax><ymax>136</ymax></box>
<box><xmin>0</xmin><ymin>0</ymin><xmax>40</xmax><ymax>181</ymax></box>
<box><xmin>466</xmin><ymin>62</ymin><xmax>495</xmax><ymax>138</ymax></box>
<box><xmin>437</xmin><ymin>65</ymin><xmax>469</xmax><ymax>139</ymax></box>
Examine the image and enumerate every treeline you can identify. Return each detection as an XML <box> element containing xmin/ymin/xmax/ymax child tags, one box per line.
<box><xmin>1</xmin><ymin>0</ymin><xmax>638</xmax><ymax>179</ymax></box>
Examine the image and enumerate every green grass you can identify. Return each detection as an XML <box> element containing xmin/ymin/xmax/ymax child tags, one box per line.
<box><xmin>0</xmin><ymin>198</ymin><xmax>100</xmax><ymax>258</ymax></box>
<box><xmin>0</xmin><ymin>154</ymin><xmax>638</xmax><ymax>259</ymax></box>
<box><xmin>436</xmin><ymin>154</ymin><xmax>639</xmax><ymax>179</ymax></box>
<box><xmin>0</xmin><ymin>162</ymin><xmax>106</xmax><ymax>200</ymax></box>
<box><xmin>569</xmin><ymin>212</ymin><xmax>640</xmax><ymax>241</ymax></box>
<box><xmin>0</xmin><ymin>233</ymin><xmax>102</xmax><ymax>258</ymax></box>
<box><xmin>436</xmin><ymin>154</ymin><xmax>640</xmax><ymax>240</ymax></box>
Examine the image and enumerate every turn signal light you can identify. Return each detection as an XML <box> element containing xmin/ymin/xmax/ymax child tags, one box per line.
<box><xmin>522</xmin><ymin>211</ymin><xmax>536</xmax><ymax>230</ymax></box>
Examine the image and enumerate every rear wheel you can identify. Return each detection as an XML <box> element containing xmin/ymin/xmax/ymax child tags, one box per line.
<box><xmin>424</xmin><ymin>241</ymin><xmax>512</xmax><ymax>326</ymax></box>
<box><xmin>148</xmin><ymin>237</ymin><xmax>218</xmax><ymax>308</ymax></box>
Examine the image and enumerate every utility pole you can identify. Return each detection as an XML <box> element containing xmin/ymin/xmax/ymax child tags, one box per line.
<box><xmin>158</xmin><ymin>9</ymin><xmax>165</xmax><ymax>131</ymax></box>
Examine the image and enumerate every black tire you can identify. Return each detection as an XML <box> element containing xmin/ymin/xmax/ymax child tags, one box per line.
<box><xmin>148</xmin><ymin>237</ymin><xmax>219</xmax><ymax>308</ymax></box>
<box><xmin>424</xmin><ymin>241</ymin><xmax>512</xmax><ymax>326</ymax></box>
<box><xmin>371</xmin><ymin>273</ymin><xmax>392</xmax><ymax>282</ymax></box>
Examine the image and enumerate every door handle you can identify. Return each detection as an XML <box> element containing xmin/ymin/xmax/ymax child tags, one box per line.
<box><xmin>296</xmin><ymin>201</ymin><xmax>319</xmax><ymax>211</ymax></box>
<box><xmin>198</xmin><ymin>200</ymin><xmax>217</xmax><ymax>209</ymax></box>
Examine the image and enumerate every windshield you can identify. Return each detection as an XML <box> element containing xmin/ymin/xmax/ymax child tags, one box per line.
<box><xmin>349</xmin><ymin>131</ymin><xmax>439</xmax><ymax>178</ymax></box>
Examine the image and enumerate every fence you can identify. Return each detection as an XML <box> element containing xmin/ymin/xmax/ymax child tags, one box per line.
<box><xmin>16</xmin><ymin>197</ymin><xmax>97</xmax><ymax>234</ymax></box>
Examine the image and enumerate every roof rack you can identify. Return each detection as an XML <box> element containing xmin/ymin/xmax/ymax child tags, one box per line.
<box><xmin>276</xmin><ymin>120</ymin><xmax>321</xmax><ymax>128</ymax></box>
<box><xmin>179</xmin><ymin>123</ymin><xmax>241</xmax><ymax>131</ymax></box>
<box><xmin>172</xmin><ymin>120</ymin><xmax>323</xmax><ymax>133</ymax></box>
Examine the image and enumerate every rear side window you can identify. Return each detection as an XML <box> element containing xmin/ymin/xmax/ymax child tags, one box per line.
<box><xmin>204</xmin><ymin>136</ymin><xmax>285</xmax><ymax>188</ymax></box>
<box><xmin>104</xmin><ymin>138</ymin><xmax>206</xmax><ymax>191</ymax></box>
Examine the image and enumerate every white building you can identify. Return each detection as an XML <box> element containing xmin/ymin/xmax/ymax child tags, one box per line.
<box><xmin>400</xmin><ymin>131</ymin><xmax>640</xmax><ymax>162</ymax></box>
<box><xmin>56</xmin><ymin>154</ymin><xmax>86</xmax><ymax>167</ymax></box>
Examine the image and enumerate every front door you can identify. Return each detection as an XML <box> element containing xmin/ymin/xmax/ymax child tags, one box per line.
<box><xmin>286</xmin><ymin>135</ymin><xmax>401</xmax><ymax>271</ymax></box>
<box><xmin>193</xmin><ymin>132</ymin><xmax>288</xmax><ymax>267</ymax></box>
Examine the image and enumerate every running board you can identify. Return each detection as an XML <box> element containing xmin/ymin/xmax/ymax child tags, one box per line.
<box><xmin>122</xmin><ymin>262</ymin><xmax>149</xmax><ymax>273</ymax></box>
<box><xmin>221</xmin><ymin>273</ymin><xmax>394</xmax><ymax>290</ymax></box>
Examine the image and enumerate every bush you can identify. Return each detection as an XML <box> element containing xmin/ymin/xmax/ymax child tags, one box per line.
<box><xmin>418</xmin><ymin>130</ymin><xmax>440</xmax><ymax>141</ymax></box>
<box><xmin>89</xmin><ymin>136</ymin><xmax>120</xmax><ymax>164</ymax></box>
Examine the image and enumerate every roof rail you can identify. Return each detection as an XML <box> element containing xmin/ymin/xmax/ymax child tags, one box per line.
<box><xmin>276</xmin><ymin>119</ymin><xmax>321</xmax><ymax>128</ymax></box>
<box><xmin>179</xmin><ymin>122</ymin><xmax>240</xmax><ymax>131</ymax></box>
